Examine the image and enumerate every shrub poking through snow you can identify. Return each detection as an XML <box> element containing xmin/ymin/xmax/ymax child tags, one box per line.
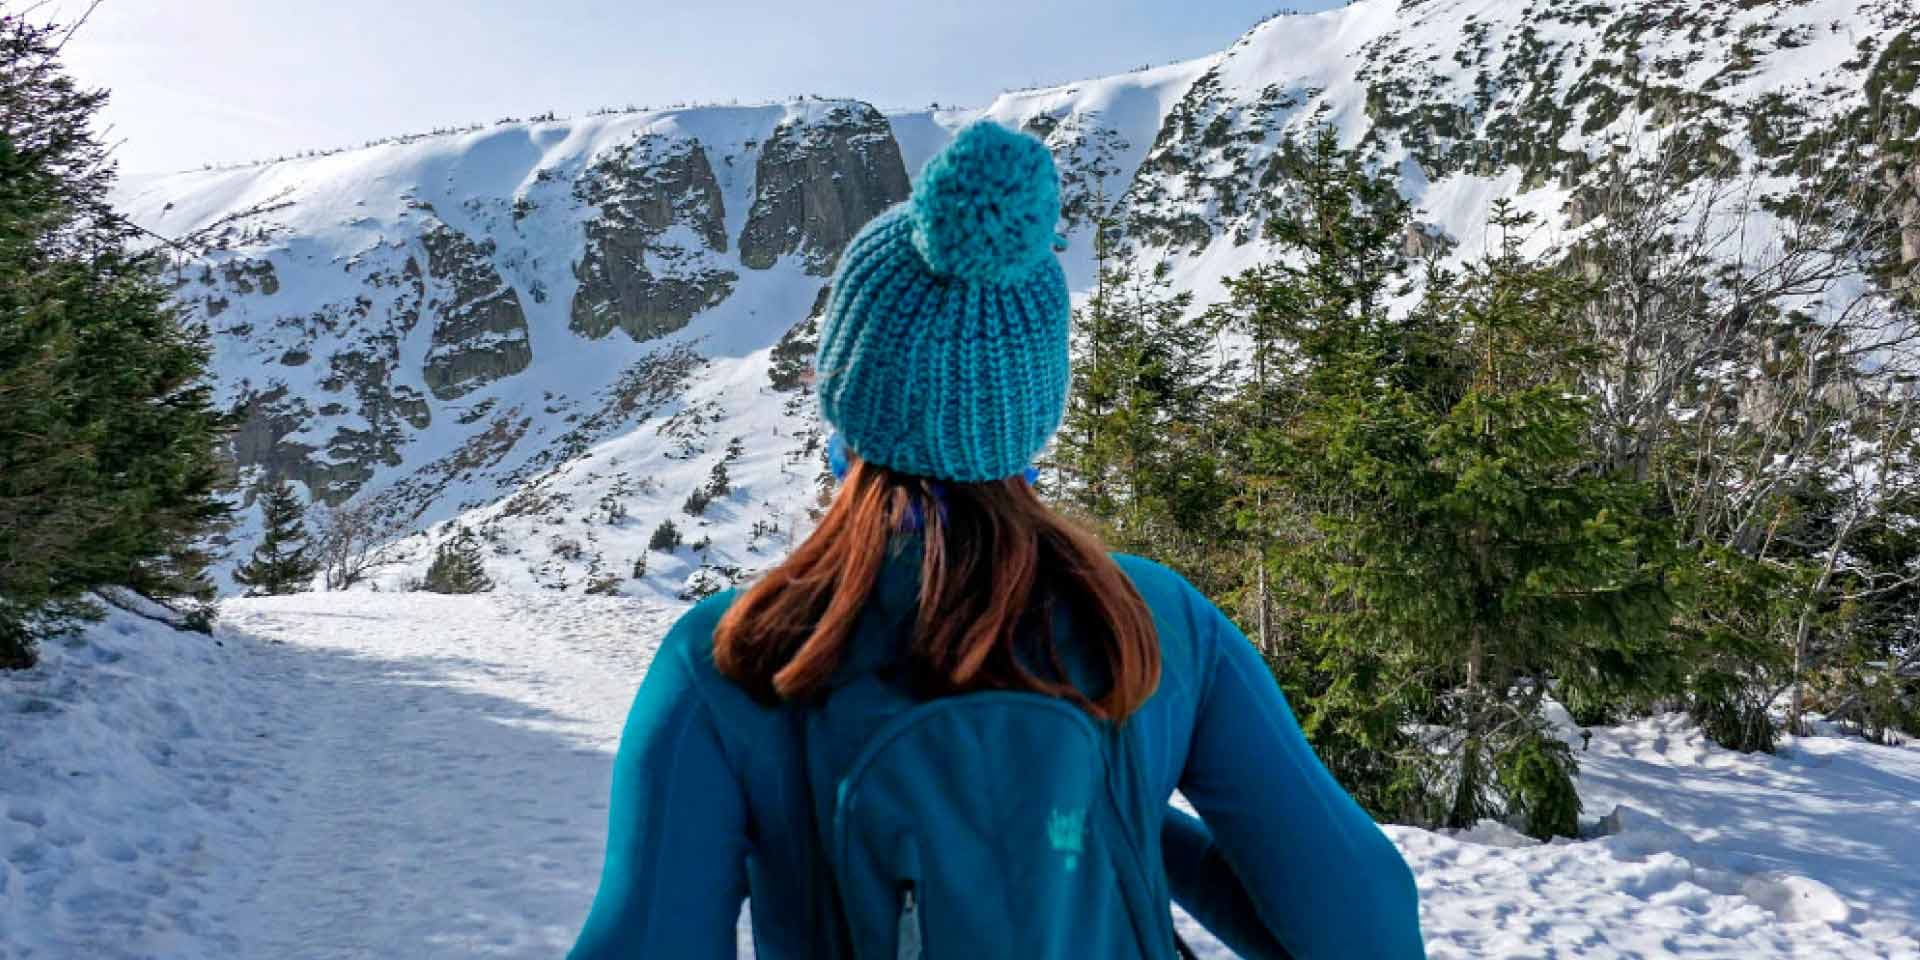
<box><xmin>648</xmin><ymin>518</ymin><xmax>683</xmax><ymax>552</ymax></box>
<box><xmin>422</xmin><ymin>527</ymin><xmax>493</xmax><ymax>594</ymax></box>
<box><xmin>683</xmin><ymin>488</ymin><xmax>712</xmax><ymax>517</ymax></box>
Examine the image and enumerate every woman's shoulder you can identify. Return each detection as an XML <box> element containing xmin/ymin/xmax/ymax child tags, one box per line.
<box><xmin>1109</xmin><ymin>552</ymin><xmax>1188</xmax><ymax>595</ymax></box>
<box><xmin>1107</xmin><ymin>553</ymin><xmax>1225</xmax><ymax>672</ymax></box>
<box><xmin>647</xmin><ymin>589</ymin><xmax>790</xmax><ymax>750</ymax></box>
<box><xmin>654</xmin><ymin>589</ymin><xmax>741</xmax><ymax>683</ymax></box>
<box><xmin>1109</xmin><ymin>554</ymin><xmax>1211</xmax><ymax>626</ymax></box>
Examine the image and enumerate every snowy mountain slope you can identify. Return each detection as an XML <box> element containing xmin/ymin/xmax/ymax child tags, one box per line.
<box><xmin>117</xmin><ymin>101</ymin><xmax>912</xmax><ymax>599</ymax></box>
<box><xmin>110</xmin><ymin>0</ymin><xmax>1920</xmax><ymax>599</ymax></box>
<box><xmin>5</xmin><ymin>593</ymin><xmax>1917</xmax><ymax>958</ymax></box>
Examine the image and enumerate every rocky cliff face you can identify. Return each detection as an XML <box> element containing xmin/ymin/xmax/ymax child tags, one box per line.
<box><xmin>419</xmin><ymin>216</ymin><xmax>533</xmax><ymax>399</ymax></box>
<box><xmin>570</xmin><ymin>135</ymin><xmax>736</xmax><ymax>341</ymax></box>
<box><xmin>112</xmin><ymin>0</ymin><xmax>1917</xmax><ymax>597</ymax></box>
<box><xmin>738</xmin><ymin>102</ymin><xmax>910</xmax><ymax>275</ymax></box>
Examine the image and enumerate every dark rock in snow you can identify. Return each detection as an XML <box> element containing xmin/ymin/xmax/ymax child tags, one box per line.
<box><xmin>739</xmin><ymin>103</ymin><xmax>910</xmax><ymax>275</ymax></box>
<box><xmin>570</xmin><ymin>134</ymin><xmax>738</xmax><ymax>342</ymax></box>
<box><xmin>420</xmin><ymin>221</ymin><xmax>532</xmax><ymax>400</ymax></box>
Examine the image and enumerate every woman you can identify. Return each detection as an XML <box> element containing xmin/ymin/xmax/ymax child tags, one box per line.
<box><xmin>568</xmin><ymin>121</ymin><xmax>1424</xmax><ymax>959</ymax></box>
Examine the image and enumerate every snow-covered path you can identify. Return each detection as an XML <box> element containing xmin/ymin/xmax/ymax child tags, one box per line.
<box><xmin>215</xmin><ymin>593</ymin><xmax>676</xmax><ymax>958</ymax></box>
<box><xmin>7</xmin><ymin>591</ymin><xmax>1920</xmax><ymax>959</ymax></box>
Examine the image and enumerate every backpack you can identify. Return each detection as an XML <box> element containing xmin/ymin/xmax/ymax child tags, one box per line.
<box><xmin>797</xmin><ymin>688</ymin><xmax>1196</xmax><ymax>959</ymax></box>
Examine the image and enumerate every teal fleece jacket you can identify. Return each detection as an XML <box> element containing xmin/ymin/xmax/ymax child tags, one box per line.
<box><xmin>568</xmin><ymin>553</ymin><xmax>1425</xmax><ymax>958</ymax></box>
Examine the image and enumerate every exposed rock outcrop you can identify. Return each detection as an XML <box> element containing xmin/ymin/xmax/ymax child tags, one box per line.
<box><xmin>768</xmin><ymin>285</ymin><xmax>831</xmax><ymax>393</ymax></box>
<box><xmin>1022</xmin><ymin>112</ymin><xmax>1131</xmax><ymax>233</ymax></box>
<box><xmin>419</xmin><ymin>220</ymin><xmax>532</xmax><ymax>399</ymax></box>
<box><xmin>570</xmin><ymin>135</ymin><xmax>738</xmax><ymax>341</ymax></box>
<box><xmin>230</xmin><ymin>386</ymin><xmax>372</xmax><ymax>505</ymax></box>
<box><xmin>1401</xmin><ymin>221</ymin><xmax>1455</xmax><ymax>261</ymax></box>
<box><xmin>739</xmin><ymin>103</ymin><xmax>910</xmax><ymax>275</ymax></box>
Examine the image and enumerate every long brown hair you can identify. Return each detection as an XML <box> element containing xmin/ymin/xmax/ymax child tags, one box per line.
<box><xmin>712</xmin><ymin>458</ymin><xmax>1160</xmax><ymax>721</ymax></box>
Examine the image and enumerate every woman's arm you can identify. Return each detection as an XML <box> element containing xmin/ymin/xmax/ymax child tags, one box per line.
<box><xmin>1174</xmin><ymin>594</ymin><xmax>1425</xmax><ymax>959</ymax></box>
<box><xmin>1162</xmin><ymin>806</ymin><xmax>1294</xmax><ymax>959</ymax></box>
<box><xmin>568</xmin><ymin>637</ymin><xmax>748</xmax><ymax>960</ymax></box>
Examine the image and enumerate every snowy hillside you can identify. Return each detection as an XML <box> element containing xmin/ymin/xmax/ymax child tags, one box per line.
<box><xmin>110</xmin><ymin>0</ymin><xmax>1920</xmax><ymax>599</ymax></box>
<box><xmin>115</xmin><ymin>100</ymin><xmax>918</xmax><ymax>600</ymax></box>
<box><xmin>4</xmin><ymin>594</ymin><xmax>1917</xmax><ymax>958</ymax></box>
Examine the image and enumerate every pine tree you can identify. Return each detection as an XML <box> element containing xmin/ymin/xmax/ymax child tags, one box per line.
<box><xmin>0</xmin><ymin>15</ymin><xmax>231</xmax><ymax>667</ymax></box>
<box><xmin>1052</xmin><ymin>216</ymin><xmax>1235</xmax><ymax>593</ymax></box>
<box><xmin>232</xmin><ymin>478</ymin><xmax>319</xmax><ymax>596</ymax></box>
<box><xmin>1239</xmin><ymin>185</ymin><xmax>1679</xmax><ymax>837</ymax></box>
<box><xmin>648</xmin><ymin>518</ymin><xmax>683</xmax><ymax>552</ymax></box>
<box><xmin>421</xmin><ymin>527</ymin><xmax>493</xmax><ymax>594</ymax></box>
<box><xmin>683</xmin><ymin>488</ymin><xmax>712</xmax><ymax>516</ymax></box>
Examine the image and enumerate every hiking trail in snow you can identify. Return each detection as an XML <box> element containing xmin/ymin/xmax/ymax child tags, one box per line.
<box><xmin>215</xmin><ymin>593</ymin><xmax>679</xmax><ymax>958</ymax></box>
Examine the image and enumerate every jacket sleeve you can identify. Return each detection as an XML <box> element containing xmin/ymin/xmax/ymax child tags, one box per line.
<box><xmin>1172</xmin><ymin>591</ymin><xmax>1425</xmax><ymax>959</ymax></box>
<box><xmin>1162</xmin><ymin>807</ymin><xmax>1294</xmax><ymax>958</ymax></box>
<box><xmin>568</xmin><ymin>635</ymin><xmax>748</xmax><ymax>960</ymax></box>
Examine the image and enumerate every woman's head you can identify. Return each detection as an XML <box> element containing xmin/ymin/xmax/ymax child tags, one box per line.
<box><xmin>712</xmin><ymin>120</ymin><xmax>1159</xmax><ymax>721</ymax></box>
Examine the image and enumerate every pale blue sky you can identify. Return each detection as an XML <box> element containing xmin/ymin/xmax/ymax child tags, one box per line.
<box><xmin>52</xmin><ymin>1</ymin><xmax>1346</xmax><ymax>176</ymax></box>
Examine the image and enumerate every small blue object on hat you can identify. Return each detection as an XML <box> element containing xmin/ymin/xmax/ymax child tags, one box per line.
<box><xmin>814</xmin><ymin>120</ymin><xmax>1071</xmax><ymax>484</ymax></box>
<box><xmin>827</xmin><ymin>432</ymin><xmax>851</xmax><ymax>482</ymax></box>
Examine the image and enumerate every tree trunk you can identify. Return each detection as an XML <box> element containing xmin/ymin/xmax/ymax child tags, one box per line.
<box><xmin>1790</xmin><ymin>509</ymin><xmax>1858</xmax><ymax>736</ymax></box>
<box><xmin>1257</xmin><ymin>557</ymin><xmax>1270</xmax><ymax>653</ymax></box>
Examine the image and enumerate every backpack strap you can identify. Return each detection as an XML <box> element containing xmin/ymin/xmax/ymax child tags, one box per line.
<box><xmin>1106</xmin><ymin>719</ymin><xmax>1202</xmax><ymax>960</ymax></box>
<box><xmin>795</xmin><ymin>706</ymin><xmax>852</xmax><ymax>958</ymax></box>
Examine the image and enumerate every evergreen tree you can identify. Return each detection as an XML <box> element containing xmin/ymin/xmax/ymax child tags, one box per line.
<box><xmin>1242</xmin><ymin>188</ymin><xmax>1678</xmax><ymax>836</ymax></box>
<box><xmin>421</xmin><ymin>527</ymin><xmax>493</xmax><ymax>594</ymax></box>
<box><xmin>232</xmin><ymin>478</ymin><xmax>319</xmax><ymax>596</ymax></box>
<box><xmin>1202</xmin><ymin>128</ymin><xmax>1420</xmax><ymax>650</ymax></box>
<box><xmin>0</xmin><ymin>14</ymin><xmax>231</xmax><ymax>667</ymax></box>
<box><xmin>683</xmin><ymin>488</ymin><xmax>712</xmax><ymax>517</ymax></box>
<box><xmin>1052</xmin><ymin>216</ymin><xmax>1235</xmax><ymax>594</ymax></box>
<box><xmin>648</xmin><ymin>517</ymin><xmax>683</xmax><ymax>552</ymax></box>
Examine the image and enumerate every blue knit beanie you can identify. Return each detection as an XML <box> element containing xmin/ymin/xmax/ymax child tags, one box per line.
<box><xmin>814</xmin><ymin>120</ymin><xmax>1070</xmax><ymax>484</ymax></box>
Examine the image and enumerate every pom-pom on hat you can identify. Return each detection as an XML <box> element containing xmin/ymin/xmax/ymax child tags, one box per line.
<box><xmin>814</xmin><ymin>121</ymin><xmax>1071</xmax><ymax>484</ymax></box>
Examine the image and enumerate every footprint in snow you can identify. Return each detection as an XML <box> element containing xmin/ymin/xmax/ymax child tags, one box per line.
<box><xmin>5</xmin><ymin>803</ymin><xmax>47</xmax><ymax>828</ymax></box>
<box><xmin>96</xmin><ymin>838</ymin><xmax>140</xmax><ymax>863</ymax></box>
